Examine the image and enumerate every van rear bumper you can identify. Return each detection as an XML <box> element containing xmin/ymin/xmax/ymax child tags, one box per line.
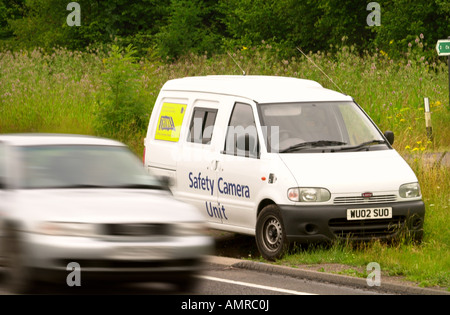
<box><xmin>279</xmin><ymin>200</ymin><xmax>425</xmax><ymax>243</ymax></box>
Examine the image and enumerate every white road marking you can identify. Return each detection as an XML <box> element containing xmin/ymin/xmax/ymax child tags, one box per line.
<box><xmin>197</xmin><ymin>275</ymin><xmax>317</xmax><ymax>295</ymax></box>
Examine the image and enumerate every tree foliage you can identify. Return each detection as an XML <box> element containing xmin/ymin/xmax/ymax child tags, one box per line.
<box><xmin>0</xmin><ymin>0</ymin><xmax>449</xmax><ymax>59</ymax></box>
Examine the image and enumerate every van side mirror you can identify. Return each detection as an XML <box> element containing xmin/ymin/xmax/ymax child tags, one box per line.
<box><xmin>158</xmin><ymin>175</ymin><xmax>173</xmax><ymax>192</ymax></box>
<box><xmin>384</xmin><ymin>130</ymin><xmax>394</xmax><ymax>145</ymax></box>
<box><xmin>158</xmin><ymin>176</ymin><xmax>173</xmax><ymax>187</ymax></box>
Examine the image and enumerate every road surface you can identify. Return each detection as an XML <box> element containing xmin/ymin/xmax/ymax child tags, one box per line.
<box><xmin>0</xmin><ymin>261</ymin><xmax>381</xmax><ymax>295</ymax></box>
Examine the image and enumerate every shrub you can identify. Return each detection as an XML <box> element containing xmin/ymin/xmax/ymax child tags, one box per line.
<box><xmin>94</xmin><ymin>44</ymin><xmax>148</xmax><ymax>142</ymax></box>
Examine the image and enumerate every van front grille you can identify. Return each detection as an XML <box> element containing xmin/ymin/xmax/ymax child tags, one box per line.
<box><xmin>328</xmin><ymin>216</ymin><xmax>406</xmax><ymax>239</ymax></box>
<box><xmin>333</xmin><ymin>194</ymin><xmax>397</xmax><ymax>205</ymax></box>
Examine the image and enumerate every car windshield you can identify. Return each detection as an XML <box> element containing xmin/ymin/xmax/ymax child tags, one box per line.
<box><xmin>17</xmin><ymin>145</ymin><xmax>162</xmax><ymax>189</ymax></box>
<box><xmin>259</xmin><ymin>101</ymin><xmax>386</xmax><ymax>153</ymax></box>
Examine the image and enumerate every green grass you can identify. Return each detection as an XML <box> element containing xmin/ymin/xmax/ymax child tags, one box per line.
<box><xmin>1</xmin><ymin>43</ymin><xmax>449</xmax><ymax>154</ymax></box>
<box><xmin>0</xmin><ymin>43</ymin><xmax>449</xmax><ymax>289</ymax></box>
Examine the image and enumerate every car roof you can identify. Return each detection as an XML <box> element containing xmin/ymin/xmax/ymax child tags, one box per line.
<box><xmin>0</xmin><ymin>133</ymin><xmax>125</xmax><ymax>147</ymax></box>
<box><xmin>161</xmin><ymin>75</ymin><xmax>353</xmax><ymax>103</ymax></box>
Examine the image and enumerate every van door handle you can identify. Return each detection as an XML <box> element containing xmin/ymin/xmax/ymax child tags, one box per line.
<box><xmin>210</xmin><ymin>160</ymin><xmax>218</xmax><ymax>171</ymax></box>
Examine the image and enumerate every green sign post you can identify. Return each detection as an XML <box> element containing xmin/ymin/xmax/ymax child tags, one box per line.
<box><xmin>436</xmin><ymin>39</ymin><xmax>450</xmax><ymax>56</ymax></box>
<box><xmin>436</xmin><ymin>38</ymin><xmax>450</xmax><ymax>108</ymax></box>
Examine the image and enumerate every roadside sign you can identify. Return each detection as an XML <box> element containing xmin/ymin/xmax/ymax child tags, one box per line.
<box><xmin>436</xmin><ymin>39</ymin><xmax>450</xmax><ymax>56</ymax></box>
<box><xmin>436</xmin><ymin>38</ymin><xmax>450</xmax><ymax>108</ymax></box>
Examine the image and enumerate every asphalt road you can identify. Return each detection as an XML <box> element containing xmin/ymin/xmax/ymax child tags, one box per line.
<box><xmin>0</xmin><ymin>260</ymin><xmax>380</xmax><ymax>295</ymax></box>
<box><xmin>194</xmin><ymin>262</ymin><xmax>380</xmax><ymax>295</ymax></box>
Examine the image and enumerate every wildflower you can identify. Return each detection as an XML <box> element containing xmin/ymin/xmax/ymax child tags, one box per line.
<box><xmin>405</xmin><ymin>145</ymin><xmax>411</xmax><ymax>150</ymax></box>
<box><xmin>242</xmin><ymin>46</ymin><xmax>248</xmax><ymax>51</ymax></box>
<box><xmin>420</xmin><ymin>33</ymin><xmax>424</xmax><ymax>39</ymax></box>
<box><xmin>389</xmin><ymin>40</ymin><xmax>394</xmax><ymax>45</ymax></box>
<box><xmin>416</xmin><ymin>141</ymin><xmax>422</xmax><ymax>145</ymax></box>
<box><xmin>408</xmin><ymin>42</ymin><xmax>412</xmax><ymax>48</ymax></box>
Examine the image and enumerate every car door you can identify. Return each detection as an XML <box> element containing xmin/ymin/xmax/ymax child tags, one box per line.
<box><xmin>216</xmin><ymin>102</ymin><xmax>266</xmax><ymax>230</ymax></box>
<box><xmin>175</xmin><ymin>99</ymin><xmax>224</xmax><ymax>224</ymax></box>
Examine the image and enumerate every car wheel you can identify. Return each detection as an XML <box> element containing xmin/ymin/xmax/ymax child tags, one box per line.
<box><xmin>255</xmin><ymin>205</ymin><xmax>288</xmax><ymax>261</ymax></box>
<box><xmin>172</xmin><ymin>273</ymin><xmax>198</xmax><ymax>293</ymax></box>
<box><xmin>3</xmin><ymin>231</ymin><xmax>35</xmax><ymax>294</ymax></box>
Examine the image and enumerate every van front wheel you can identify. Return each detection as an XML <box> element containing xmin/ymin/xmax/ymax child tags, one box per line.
<box><xmin>256</xmin><ymin>205</ymin><xmax>288</xmax><ymax>261</ymax></box>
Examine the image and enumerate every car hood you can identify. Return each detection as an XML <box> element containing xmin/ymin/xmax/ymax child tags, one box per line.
<box><xmin>9</xmin><ymin>188</ymin><xmax>204</xmax><ymax>224</ymax></box>
<box><xmin>279</xmin><ymin>149</ymin><xmax>418</xmax><ymax>194</ymax></box>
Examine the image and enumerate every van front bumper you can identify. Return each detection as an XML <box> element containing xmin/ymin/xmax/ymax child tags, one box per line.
<box><xmin>279</xmin><ymin>200</ymin><xmax>425</xmax><ymax>243</ymax></box>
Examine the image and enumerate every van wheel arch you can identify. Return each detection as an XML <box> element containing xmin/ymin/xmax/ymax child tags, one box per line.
<box><xmin>257</xmin><ymin>199</ymin><xmax>276</xmax><ymax>218</ymax></box>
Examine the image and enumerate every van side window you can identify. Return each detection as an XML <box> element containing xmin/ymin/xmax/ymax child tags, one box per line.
<box><xmin>188</xmin><ymin>108</ymin><xmax>218</xmax><ymax>144</ymax></box>
<box><xmin>224</xmin><ymin>103</ymin><xmax>259</xmax><ymax>158</ymax></box>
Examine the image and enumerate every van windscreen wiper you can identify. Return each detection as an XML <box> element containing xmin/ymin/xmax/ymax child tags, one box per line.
<box><xmin>338</xmin><ymin>139</ymin><xmax>387</xmax><ymax>151</ymax></box>
<box><xmin>280</xmin><ymin>140</ymin><xmax>347</xmax><ymax>153</ymax></box>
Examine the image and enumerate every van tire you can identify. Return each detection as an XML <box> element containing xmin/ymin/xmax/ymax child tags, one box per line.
<box><xmin>255</xmin><ymin>205</ymin><xmax>288</xmax><ymax>261</ymax></box>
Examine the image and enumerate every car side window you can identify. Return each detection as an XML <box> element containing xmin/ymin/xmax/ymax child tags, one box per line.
<box><xmin>188</xmin><ymin>107</ymin><xmax>218</xmax><ymax>144</ymax></box>
<box><xmin>224</xmin><ymin>103</ymin><xmax>259</xmax><ymax>158</ymax></box>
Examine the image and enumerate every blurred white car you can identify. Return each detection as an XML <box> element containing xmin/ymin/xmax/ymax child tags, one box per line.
<box><xmin>0</xmin><ymin>134</ymin><xmax>213</xmax><ymax>293</ymax></box>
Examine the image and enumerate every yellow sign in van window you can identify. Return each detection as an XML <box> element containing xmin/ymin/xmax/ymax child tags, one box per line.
<box><xmin>155</xmin><ymin>102</ymin><xmax>187</xmax><ymax>142</ymax></box>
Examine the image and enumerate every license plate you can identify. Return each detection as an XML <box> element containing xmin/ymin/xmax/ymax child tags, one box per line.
<box><xmin>111</xmin><ymin>246</ymin><xmax>170</xmax><ymax>260</ymax></box>
<box><xmin>347</xmin><ymin>207</ymin><xmax>392</xmax><ymax>220</ymax></box>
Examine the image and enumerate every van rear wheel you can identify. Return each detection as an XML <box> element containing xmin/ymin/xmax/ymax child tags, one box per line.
<box><xmin>256</xmin><ymin>205</ymin><xmax>288</xmax><ymax>261</ymax></box>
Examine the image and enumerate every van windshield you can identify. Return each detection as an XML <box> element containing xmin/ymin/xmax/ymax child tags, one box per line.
<box><xmin>259</xmin><ymin>102</ymin><xmax>386</xmax><ymax>153</ymax></box>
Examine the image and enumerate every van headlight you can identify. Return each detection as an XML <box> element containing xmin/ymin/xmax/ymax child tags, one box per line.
<box><xmin>37</xmin><ymin>222</ymin><xmax>97</xmax><ymax>237</ymax></box>
<box><xmin>399</xmin><ymin>182</ymin><xmax>421</xmax><ymax>198</ymax></box>
<box><xmin>288</xmin><ymin>187</ymin><xmax>331</xmax><ymax>202</ymax></box>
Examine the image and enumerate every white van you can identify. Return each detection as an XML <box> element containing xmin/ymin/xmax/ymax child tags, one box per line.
<box><xmin>144</xmin><ymin>75</ymin><xmax>425</xmax><ymax>260</ymax></box>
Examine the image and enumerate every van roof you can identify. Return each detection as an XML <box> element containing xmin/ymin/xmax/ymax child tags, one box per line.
<box><xmin>161</xmin><ymin>75</ymin><xmax>353</xmax><ymax>103</ymax></box>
